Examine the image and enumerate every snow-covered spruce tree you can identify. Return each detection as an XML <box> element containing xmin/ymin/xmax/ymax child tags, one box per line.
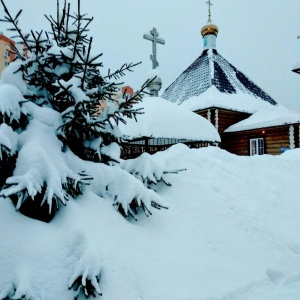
<box><xmin>0</xmin><ymin>0</ymin><xmax>169</xmax><ymax>226</ymax></box>
<box><xmin>0</xmin><ymin>1</ymin><xmax>185</xmax><ymax>297</ymax></box>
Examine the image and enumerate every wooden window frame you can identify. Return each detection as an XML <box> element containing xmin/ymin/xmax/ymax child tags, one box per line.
<box><xmin>249</xmin><ymin>137</ymin><xmax>265</xmax><ymax>156</ymax></box>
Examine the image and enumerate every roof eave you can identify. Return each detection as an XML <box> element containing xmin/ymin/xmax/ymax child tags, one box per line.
<box><xmin>224</xmin><ymin>122</ymin><xmax>300</xmax><ymax>133</ymax></box>
<box><xmin>194</xmin><ymin>106</ymin><xmax>253</xmax><ymax>115</ymax></box>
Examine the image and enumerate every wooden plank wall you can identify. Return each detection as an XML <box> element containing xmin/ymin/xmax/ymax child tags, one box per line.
<box><xmin>191</xmin><ymin>108</ymin><xmax>300</xmax><ymax>156</ymax></box>
<box><xmin>221</xmin><ymin>131</ymin><xmax>249</xmax><ymax>156</ymax></box>
<box><xmin>222</xmin><ymin>126</ymin><xmax>292</xmax><ymax>156</ymax></box>
<box><xmin>265</xmin><ymin>127</ymin><xmax>290</xmax><ymax>155</ymax></box>
<box><xmin>217</xmin><ymin>110</ymin><xmax>251</xmax><ymax>134</ymax></box>
<box><xmin>196</xmin><ymin>110</ymin><xmax>209</xmax><ymax>119</ymax></box>
<box><xmin>195</xmin><ymin>109</ymin><xmax>250</xmax><ymax>134</ymax></box>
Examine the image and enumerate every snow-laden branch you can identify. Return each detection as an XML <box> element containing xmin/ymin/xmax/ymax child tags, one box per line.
<box><xmin>68</xmin><ymin>231</ymin><xmax>102</xmax><ymax>299</ymax></box>
<box><xmin>68</xmin><ymin>251</ymin><xmax>102</xmax><ymax>298</ymax></box>
<box><xmin>0</xmin><ymin>124</ymin><xmax>18</xmax><ymax>160</ymax></box>
<box><xmin>0</xmin><ymin>84</ymin><xmax>24</xmax><ymax>125</ymax></box>
<box><xmin>0</xmin><ymin>282</ymin><xmax>39</xmax><ymax>300</ymax></box>
<box><xmin>121</xmin><ymin>152</ymin><xmax>185</xmax><ymax>187</ymax></box>
<box><xmin>106</xmin><ymin>168</ymin><xmax>165</xmax><ymax>219</ymax></box>
<box><xmin>0</xmin><ymin>119</ymin><xmax>91</xmax><ymax>215</ymax></box>
<box><xmin>64</xmin><ymin>149</ymin><xmax>167</xmax><ymax>220</ymax></box>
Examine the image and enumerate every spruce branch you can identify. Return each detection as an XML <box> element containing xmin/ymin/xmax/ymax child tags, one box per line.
<box><xmin>0</xmin><ymin>0</ymin><xmax>30</xmax><ymax>50</ymax></box>
<box><xmin>8</xmin><ymin>43</ymin><xmax>26</xmax><ymax>61</ymax></box>
<box><xmin>80</xmin><ymin>36</ymin><xmax>93</xmax><ymax>89</ymax></box>
<box><xmin>106</xmin><ymin>62</ymin><xmax>142</xmax><ymax>80</ymax></box>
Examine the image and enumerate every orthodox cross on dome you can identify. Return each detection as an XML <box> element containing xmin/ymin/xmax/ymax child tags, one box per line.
<box><xmin>143</xmin><ymin>28</ymin><xmax>165</xmax><ymax>69</ymax></box>
<box><xmin>201</xmin><ymin>0</ymin><xmax>218</xmax><ymax>50</ymax></box>
<box><xmin>206</xmin><ymin>0</ymin><xmax>213</xmax><ymax>21</ymax></box>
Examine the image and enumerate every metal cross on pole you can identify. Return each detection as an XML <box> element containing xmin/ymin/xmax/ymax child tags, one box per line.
<box><xmin>143</xmin><ymin>28</ymin><xmax>165</xmax><ymax>69</ymax></box>
<box><xmin>206</xmin><ymin>0</ymin><xmax>213</xmax><ymax>21</ymax></box>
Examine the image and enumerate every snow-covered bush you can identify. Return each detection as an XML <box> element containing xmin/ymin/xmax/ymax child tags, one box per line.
<box><xmin>0</xmin><ymin>0</ymin><xmax>168</xmax><ymax>224</ymax></box>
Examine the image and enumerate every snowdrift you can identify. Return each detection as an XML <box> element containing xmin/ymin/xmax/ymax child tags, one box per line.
<box><xmin>1</xmin><ymin>145</ymin><xmax>300</xmax><ymax>299</ymax></box>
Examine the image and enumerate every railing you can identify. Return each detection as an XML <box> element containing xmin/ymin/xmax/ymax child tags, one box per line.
<box><xmin>121</xmin><ymin>138</ymin><xmax>212</xmax><ymax>159</ymax></box>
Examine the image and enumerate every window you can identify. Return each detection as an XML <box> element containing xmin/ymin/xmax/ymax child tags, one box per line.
<box><xmin>250</xmin><ymin>138</ymin><xmax>264</xmax><ymax>156</ymax></box>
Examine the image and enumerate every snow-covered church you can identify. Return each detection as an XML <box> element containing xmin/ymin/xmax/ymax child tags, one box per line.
<box><xmin>161</xmin><ymin>8</ymin><xmax>300</xmax><ymax>156</ymax></box>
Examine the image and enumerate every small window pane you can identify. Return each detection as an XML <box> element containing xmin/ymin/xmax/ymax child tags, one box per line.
<box><xmin>250</xmin><ymin>138</ymin><xmax>264</xmax><ymax>156</ymax></box>
<box><xmin>250</xmin><ymin>140</ymin><xmax>257</xmax><ymax>155</ymax></box>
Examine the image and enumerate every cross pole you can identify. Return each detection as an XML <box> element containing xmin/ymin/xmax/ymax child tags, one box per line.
<box><xmin>206</xmin><ymin>0</ymin><xmax>213</xmax><ymax>21</ymax></box>
<box><xmin>143</xmin><ymin>27</ymin><xmax>165</xmax><ymax>69</ymax></box>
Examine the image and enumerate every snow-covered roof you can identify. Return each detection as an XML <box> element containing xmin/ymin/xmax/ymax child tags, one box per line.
<box><xmin>119</xmin><ymin>97</ymin><xmax>220</xmax><ymax>142</ymax></box>
<box><xmin>225</xmin><ymin>109</ymin><xmax>300</xmax><ymax>132</ymax></box>
<box><xmin>162</xmin><ymin>49</ymin><xmax>277</xmax><ymax>107</ymax></box>
<box><xmin>181</xmin><ymin>86</ymin><xmax>280</xmax><ymax>114</ymax></box>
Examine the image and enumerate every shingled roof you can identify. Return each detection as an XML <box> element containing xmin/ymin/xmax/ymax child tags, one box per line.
<box><xmin>162</xmin><ymin>49</ymin><xmax>277</xmax><ymax>106</ymax></box>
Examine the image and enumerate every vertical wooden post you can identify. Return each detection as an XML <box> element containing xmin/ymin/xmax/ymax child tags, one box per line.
<box><xmin>215</xmin><ymin>109</ymin><xmax>219</xmax><ymax>132</ymax></box>
<box><xmin>207</xmin><ymin>109</ymin><xmax>211</xmax><ymax>122</ymax></box>
<box><xmin>289</xmin><ymin>125</ymin><xmax>295</xmax><ymax>149</ymax></box>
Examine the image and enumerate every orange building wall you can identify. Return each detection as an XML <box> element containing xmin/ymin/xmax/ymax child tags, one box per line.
<box><xmin>0</xmin><ymin>34</ymin><xmax>16</xmax><ymax>77</ymax></box>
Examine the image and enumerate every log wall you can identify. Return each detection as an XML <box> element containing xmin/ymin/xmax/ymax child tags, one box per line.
<box><xmin>195</xmin><ymin>108</ymin><xmax>250</xmax><ymax>134</ymax></box>
<box><xmin>195</xmin><ymin>108</ymin><xmax>300</xmax><ymax>156</ymax></box>
<box><xmin>222</xmin><ymin>126</ymin><xmax>292</xmax><ymax>156</ymax></box>
<box><xmin>217</xmin><ymin>109</ymin><xmax>250</xmax><ymax>134</ymax></box>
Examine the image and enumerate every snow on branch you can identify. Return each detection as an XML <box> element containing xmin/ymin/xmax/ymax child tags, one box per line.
<box><xmin>68</xmin><ymin>255</ymin><xmax>102</xmax><ymax>299</ymax></box>
<box><xmin>0</xmin><ymin>84</ymin><xmax>24</xmax><ymax>126</ymax></box>
<box><xmin>0</xmin><ymin>119</ymin><xmax>92</xmax><ymax>217</ymax></box>
<box><xmin>104</xmin><ymin>167</ymin><xmax>167</xmax><ymax>220</ymax></box>
<box><xmin>0</xmin><ymin>123</ymin><xmax>18</xmax><ymax>190</ymax></box>
<box><xmin>64</xmin><ymin>150</ymin><xmax>167</xmax><ymax>220</ymax></box>
<box><xmin>121</xmin><ymin>152</ymin><xmax>185</xmax><ymax>188</ymax></box>
<box><xmin>1</xmin><ymin>61</ymin><xmax>29</xmax><ymax>96</ymax></box>
<box><xmin>68</xmin><ymin>232</ymin><xmax>102</xmax><ymax>299</ymax></box>
<box><xmin>0</xmin><ymin>282</ymin><xmax>38</xmax><ymax>300</ymax></box>
<box><xmin>0</xmin><ymin>124</ymin><xmax>18</xmax><ymax>160</ymax></box>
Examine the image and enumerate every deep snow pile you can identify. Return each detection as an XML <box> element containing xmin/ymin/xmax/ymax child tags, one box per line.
<box><xmin>1</xmin><ymin>145</ymin><xmax>300</xmax><ymax>299</ymax></box>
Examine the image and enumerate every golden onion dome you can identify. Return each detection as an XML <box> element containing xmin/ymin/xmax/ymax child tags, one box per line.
<box><xmin>201</xmin><ymin>19</ymin><xmax>219</xmax><ymax>37</ymax></box>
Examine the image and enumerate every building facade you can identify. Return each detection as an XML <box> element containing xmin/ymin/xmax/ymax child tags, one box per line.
<box><xmin>0</xmin><ymin>34</ymin><xmax>15</xmax><ymax>77</ymax></box>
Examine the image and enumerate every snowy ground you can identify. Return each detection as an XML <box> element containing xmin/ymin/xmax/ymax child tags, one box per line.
<box><xmin>1</xmin><ymin>145</ymin><xmax>300</xmax><ymax>299</ymax></box>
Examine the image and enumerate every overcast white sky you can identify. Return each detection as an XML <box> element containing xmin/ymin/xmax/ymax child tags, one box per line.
<box><xmin>1</xmin><ymin>0</ymin><xmax>300</xmax><ymax>111</ymax></box>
